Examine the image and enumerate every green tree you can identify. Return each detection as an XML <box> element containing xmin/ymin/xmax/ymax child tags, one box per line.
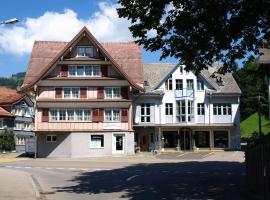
<box><xmin>0</xmin><ymin>130</ymin><xmax>15</xmax><ymax>151</ymax></box>
<box><xmin>117</xmin><ymin>0</ymin><xmax>270</xmax><ymax>74</ymax></box>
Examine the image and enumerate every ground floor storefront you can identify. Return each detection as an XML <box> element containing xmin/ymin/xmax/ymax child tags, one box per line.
<box><xmin>134</xmin><ymin>125</ymin><xmax>240</xmax><ymax>152</ymax></box>
<box><xmin>36</xmin><ymin>131</ymin><xmax>134</xmax><ymax>158</ymax></box>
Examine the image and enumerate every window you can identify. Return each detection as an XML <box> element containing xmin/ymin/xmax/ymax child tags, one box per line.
<box><xmin>176</xmin><ymin>100</ymin><xmax>186</xmax><ymax>122</ymax></box>
<box><xmin>214</xmin><ymin>131</ymin><xmax>229</xmax><ymax>148</ymax></box>
<box><xmin>63</xmin><ymin>88</ymin><xmax>80</xmax><ymax>99</ymax></box>
<box><xmin>187</xmin><ymin>100</ymin><xmax>194</xmax><ymax>122</ymax></box>
<box><xmin>187</xmin><ymin>79</ymin><xmax>194</xmax><ymax>90</ymax></box>
<box><xmin>90</xmin><ymin>135</ymin><xmax>104</xmax><ymax>148</ymax></box>
<box><xmin>77</xmin><ymin>46</ymin><xmax>93</xmax><ymax>57</ymax></box>
<box><xmin>197</xmin><ymin>103</ymin><xmax>205</xmax><ymax>115</ymax></box>
<box><xmin>197</xmin><ymin>78</ymin><xmax>204</xmax><ymax>90</ymax></box>
<box><xmin>175</xmin><ymin>79</ymin><xmax>183</xmax><ymax>90</ymax></box>
<box><xmin>16</xmin><ymin>137</ymin><xmax>25</xmax><ymax>145</ymax></box>
<box><xmin>105</xmin><ymin>109</ymin><xmax>120</xmax><ymax>122</ymax></box>
<box><xmin>68</xmin><ymin>65</ymin><xmax>100</xmax><ymax>77</ymax></box>
<box><xmin>141</xmin><ymin>104</ymin><xmax>151</xmax><ymax>122</ymax></box>
<box><xmin>165</xmin><ymin>77</ymin><xmax>172</xmax><ymax>90</ymax></box>
<box><xmin>213</xmin><ymin>104</ymin><xmax>232</xmax><ymax>115</ymax></box>
<box><xmin>50</xmin><ymin>109</ymin><xmax>91</xmax><ymax>122</ymax></box>
<box><xmin>165</xmin><ymin>103</ymin><xmax>173</xmax><ymax>115</ymax></box>
<box><xmin>105</xmin><ymin>87</ymin><xmax>121</xmax><ymax>99</ymax></box>
<box><xmin>46</xmin><ymin>134</ymin><xmax>57</xmax><ymax>142</ymax></box>
<box><xmin>194</xmin><ymin>131</ymin><xmax>210</xmax><ymax>148</ymax></box>
<box><xmin>180</xmin><ymin>66</ymin><xmax>183</xmax><ymax>74</ymax></box>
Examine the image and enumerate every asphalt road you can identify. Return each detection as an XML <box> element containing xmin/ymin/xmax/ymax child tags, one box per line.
<box><xmin>0</xmin><ymin>152</ymin><xmax>247</xmax><ymax>200</ymax></box>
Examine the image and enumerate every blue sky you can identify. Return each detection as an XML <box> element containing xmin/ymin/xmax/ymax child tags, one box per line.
<box><xmin>0</xmin><ymin>0</ymin><xmax>177</xmax><ymax>77</ymax></box>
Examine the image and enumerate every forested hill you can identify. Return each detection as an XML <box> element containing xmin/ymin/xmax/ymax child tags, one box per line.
<box><xmin>0</xmin><ymin>72</ymin><xmax>25</xmax><ymax>89</ymax></box>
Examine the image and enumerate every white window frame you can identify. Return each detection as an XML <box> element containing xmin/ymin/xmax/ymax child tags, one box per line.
<box><xmin>140</xmin><ymin>104</ymin><xmax>151</xmax><ymax>123</ymax></box>
<box><xmin>63</xmin><ymin>87</ymin><xmax>80</xmax><ymax>99</ymax></box>
<box><xmin>197</xmin><ymin>78</ymin><xmax>204</xmax><ymax>91</ymax></box>
<box><xmin>68</xmin><ymin>65</ymin><xmax>101</xmax><ymax>77</ymax></box>
<box><xmin>90</xmin><ymin>134</ymin><xmax>104</xmax><ymax>149</ymax></box>
<box><xmin>176</xmin><ymin>100</ymin><xmax>186</xmax><ymax>123</ymax></box>
<box><xmin>77</xmin><ymin>46</ymin><xmax>94</xmax><ymax>57</ymax></box>
<box><xmin>197</xmin><ymin>103</ymin><xmax>205</xmax><ymax>115</ymax></box>
<box><xmin>213</xmin><ymin>104</ymin><xmax>232</xmax><ymax>115</ymax></box>
<box><xmin>165</xmin><ymin>103</ymin><xmax>173</xmax><ymax>115</ymax></box>
<box><xmin>49</xmin><ymin>109</ymin><xmax>92</xmax><ymax>122</ymax></box>
<box><xmin>104</xmin><ymin>109</ymin><xmax>120</xmax><ymax>122</ymax></box>
<box><xmin>175</xmin><ymin>79</ymin><xmax>183</xmax><ymax>90</ymax></box>
<box><xmin>187</xmin><ymin>100</ymin><xmax>194</xmax><ymax>122</ymax></box>
<box><xmin>46</xmin><ymin>134</ymin><xmax>57</xmax><ymax>142</ymax></box>
<box><xmin>186</xmin><ymin>79</ymin><xmax>194</xmax><ymax>90</ymax></box>
<box><xmin>104</xmin><ymin>87</ymin><xmax>121</xmax><ymax>99</ymax></box>
<box><xmin>165</xmin><ymin>77</ymin><xmax>173</xmax><ymax>91</ymax></box>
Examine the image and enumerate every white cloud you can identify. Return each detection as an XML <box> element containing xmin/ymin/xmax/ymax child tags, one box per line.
<box><xmin>0</xmin><ymin>2</ymin><xmax>133</xmax><ymax>55</ymax></box>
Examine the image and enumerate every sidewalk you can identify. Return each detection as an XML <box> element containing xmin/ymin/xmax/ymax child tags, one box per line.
<box><xmin>0</xmin><ymin>168</ymin><xmax>39</xmax><ymax>200</ymax></box>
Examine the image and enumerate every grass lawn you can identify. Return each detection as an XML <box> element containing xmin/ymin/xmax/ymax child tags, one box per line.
<box><xmin>240</xmin><ymin>112</ymin><xmax>270</xmax><ymax>137</ymax></box>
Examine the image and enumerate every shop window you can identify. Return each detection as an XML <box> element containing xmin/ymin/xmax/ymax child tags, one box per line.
<box><xmin>214</xmin><ymin>131</ymin><xmax>229</xmax><ymax>148</ymax></box>
<box><xmin>90</xmin><ymin>135</ymin><xmax>104</xmax><ymax>148</ymax></box>
<box><xmin>194</xmin><ymin>131</ymin><xmax>210</xmax><ymax>148</ymax></box>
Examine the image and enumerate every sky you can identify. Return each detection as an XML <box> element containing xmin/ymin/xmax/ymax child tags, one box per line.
<box><xmin>0</xmin><ymin>0</ymin><xmax>177</xmax><ymax>77</ymax></box>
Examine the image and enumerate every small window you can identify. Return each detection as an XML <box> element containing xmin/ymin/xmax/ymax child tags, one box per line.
<box><xmin>105</xmin><ymin>87</ymin><xmax>121</xmax><ymax>99</ymax></box>
<box><xmin>187</xmin><ymin>79</ymin><xmax>194</xmax><ymax>90</ymax></box>
<box><xmin>46</xmin><ymin>134</ymin><xmax>57</xmax><ymax>142</ymax></box>
<box><xmin>197</xmin><ymin>78</ymin><xmax>204</xmax><ymax>91</ymax></box>
<box><xmin>197</xmin><ymin>103</ymin><xmax>205</xmax><ymax>115</ymax></box>
<box><xmin>105</xmin><ymin>110</ymin><xmax>120</xmax><ymax>122</ymax></box>
<box><xmin>175</xmin><ymin>79</ymin><xmax>183</xmax><ymax>90</ymax></box>
<box><xmin>165</xmin><ymin>103</ymin><xmax>173</xmax><ymax>115</ymax></box>
<box><xmin>90</xmin><ymin>135</ymin><xmax>104</xmax><ymax>148</ymax></box>
<box><xmin>165</xmin><ymin>77</ymin><xmax>172</xmax><ymax>90</ymax></box>
<box><xmin>180</xmin><ymin>66</ymin><xmax>183</xmax><ymax>74</ymax></box>
<box><xmin>140</xmin><ymin>104</ymin><xmax>151</xmax><ymax>122</ymax></box>
<box><xmin>77</xmin><ymin>47</ymin><xmax>93</xmax><ymax>57</ymax></box>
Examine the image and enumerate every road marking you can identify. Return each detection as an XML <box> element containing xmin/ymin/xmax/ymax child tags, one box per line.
<box><xmin>5</xmin><ymin>165</ymin><xmax>12</xmax><ymax>168</ymax></box>
<box><xmin>177</xmin><ymin>152</ymin><xmax>190</xmax><ymax>157</ymax></box>
<box><xmin>56</xmin><ymin>168</ymin><xmax>65</xmax><ymax>170</ymax></box>
<box><xmin>68</xmin><ymin>168</ymin><xmax>76</xmax><ymax>170</ymax></box>
<box><xmin>14</xmin><ymin>166</ymin><xmax>22</xmax><ymax>169</ymax></box>
<box><xmin>126</xmin><ymin>175</ymin><xmax>139</xmax><ymax>182</ymax></box>
<box><xmin>202</xmin><ymin>152</ymin><xmax>215</xmax><ymax>158</ymax></box>
<box><xmin>24</xmin><ymin>166</ymin><xmax>32</xmax><ymax>169</ymax></box>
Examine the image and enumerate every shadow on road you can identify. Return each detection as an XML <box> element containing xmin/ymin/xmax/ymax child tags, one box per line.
<box><xmin>54</xmin><ymin>161</ymin><xmax>246</xmax><ymax>200</ymax></box>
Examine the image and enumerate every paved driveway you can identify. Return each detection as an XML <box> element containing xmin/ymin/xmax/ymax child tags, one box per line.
<box><xmin>0</xmin><ymin>151</ymin><xmax>246</xmax><ymax>200</ymax></box>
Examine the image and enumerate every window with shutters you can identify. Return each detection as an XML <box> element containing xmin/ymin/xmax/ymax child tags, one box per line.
<box><xmin>105</xmin><ymin>87</ymin><xmax>121</xmax><ymax>99</ymax></box>
<box><xmin>49</xmin><ymin>109</ymin><xmax>92</xmax><ymax>122</ymax></box>
<box><xmin>68</xmin><ymin>65</ymin><xmax>100</xmax><ymax>77</ymax></box>
<box><xmin>140</xmin><ymin>104</ymin><xmax>151</xmax><ymax>122</ymax></box>
<box><xmin>105</xmin><ymin>109</ymin><xmax>120</xmax><ymax>122</ymax></box>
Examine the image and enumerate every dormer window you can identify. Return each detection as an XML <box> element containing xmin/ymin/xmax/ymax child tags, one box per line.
<box><xmin>77</xmin><ymin>46</ymin><xmax>93</xmax><ymax>57</ymax></box>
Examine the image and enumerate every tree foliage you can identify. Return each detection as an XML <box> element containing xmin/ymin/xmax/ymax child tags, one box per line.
<box><xmin>0</xmin><ymin>129</ymin><xmax>15</xmax><ymax>151</ymax></box>
<box><xmin>118</xmin><ymin>0</ymin><xmax>270</xmax><ymax>74</ymax></box>
<box><xmin>0</xmin><ymin>72</ymin><xmax>25</xmax><ymax>89</ymax></box>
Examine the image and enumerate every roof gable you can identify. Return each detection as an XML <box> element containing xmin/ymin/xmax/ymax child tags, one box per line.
<box><xmin>22</xmin><ymin>27</ymin><xmax>143</xmax><ymax>90</ymax></box>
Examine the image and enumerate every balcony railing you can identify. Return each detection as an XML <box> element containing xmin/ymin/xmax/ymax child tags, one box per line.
<box><xmin>174</xmin><ymin>88</ymin><xmax>195</xmax><ymax>99</ymax></box>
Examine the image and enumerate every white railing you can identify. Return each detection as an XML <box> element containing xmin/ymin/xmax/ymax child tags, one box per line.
<box><xmin>174</xmin><ymin>88</ymin><xmax>195</xmax><ymax>99</ymax></box>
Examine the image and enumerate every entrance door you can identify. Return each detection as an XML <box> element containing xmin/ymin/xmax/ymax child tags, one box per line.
<box><xmin>180</xmin><ymin>130</ymin><xmax>191</xmax><ymax>150</ymax></box>
<box><xmin>113</xmin><ymin>134</ymin><xmax>125</xmax><ymax>154</ymax></box>
<box><xmin>140</xmin><ymin>133</ymin><xmax>149</xmax><ymax>151</ymax></box>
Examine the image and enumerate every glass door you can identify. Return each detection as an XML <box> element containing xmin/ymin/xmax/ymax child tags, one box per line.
<box><xmin>113</xmin><ymin>134</ymin><xmax>125</xmax><ymax>154</ymax></box>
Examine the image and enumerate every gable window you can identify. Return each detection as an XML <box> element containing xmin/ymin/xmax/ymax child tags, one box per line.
<box><xmin>165</xmin><ymin>77</ymin><xmax>172</xmax><ymax>90</ymax></box>
<box><xmin>46</xmin><ymin>134</ymin><xmax>57</xmax><ymax>142</ymax></box>
<box><xmin>63</xmin><ymin>88</ymin><xmax>80</xmax><ymax>99</ymax></box>
<box><xmin>105</xmin><ymin>87</ymin><xmax>121</xmax><ymax>99</ymax></box>
<box><xmin>141</xmin><ymin>104</ymin><xmax>151</xmax><ymax>122</ymax></box>
<box><xmin>77</xmin><ymin>46</ymin><xmax>93</xmax><ymax>57</ymax></box>
<box><xmin>187</xmin><ymin>79</ymin><xmax>194</xmax><ymax>90</ymax></box>
<box><xmin>165</xmin><ymin>103</ymin><xmax>173</xmax><ymax>115</ymax></box>
<box><xmin>197</xmin><ymin>103</ymin><xmax>205</xmax><ymax>115</ymax></box>
<box><xmin>213</xmin><ymin>104</ymin><xmax>232</xmax><ymax>115</ymax></box>
<box><xmin>197</xmin><ymin>78</ymin><xmax>204</xmax><ymax>91</ymax></box>
<box><xmin>175</xmin><ymin>79</ymin><xmax>183</xmax><ymax>90</ymax></box>
<box><xmin>90</xmin><ymin>135</ymin><xmax>104</xmax><ymax>148</ymax></box>
<box><xmin>105</xmin><ymin>109</ymin><xmax>120</xmax><ymax>122</ymax></box>
<box><xmin>68</xmin><ymin>65</ymin><xmax>101</xmax><ymax>77</ymax></box>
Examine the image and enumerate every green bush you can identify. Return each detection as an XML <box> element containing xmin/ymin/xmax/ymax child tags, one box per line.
<box><xmin>246</xmin><ymin>132</ymin><xmax>270</xmax><ymax>149</ymax></box>
<box><xmin>0</xmin><ymin>129</ymin><xmax>15</xmax><ymax>151</ymax></box>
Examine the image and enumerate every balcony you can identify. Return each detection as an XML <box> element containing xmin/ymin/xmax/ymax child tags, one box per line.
<box><xmin>174</xmin><ymin>88</ymin><xmax>195</xmax><ymax>99</ymax></box>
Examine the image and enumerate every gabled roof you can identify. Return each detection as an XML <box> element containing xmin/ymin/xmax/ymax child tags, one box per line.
<box><xmin>0</xmin><ymin>87</ymin><xmax>24</xmax><ymax>105</ymax></box>
<box><xmin>143</xmin><ymin>63</ymin><xmax>241</xmax><ymax>95</ymax></box>
<box><xmin>22</xmin><ymin>27</ymin><xmax>143</xmax><ymax>91</ymax></box>
<box><xmin>0</xmin><ymin>107</ymin><xmax>13</xmax><ymax>117</ymax></box>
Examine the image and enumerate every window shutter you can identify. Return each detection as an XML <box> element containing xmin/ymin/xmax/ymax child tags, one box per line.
<box><xmin>101</xmin><ymin>65</ymin><xmax>108</xmax><ymax>77</ymax></box>
<box><xmin>121</xmin><ymin>109</ymin><xmax>128</xmax><ymax>122</ymax></box>
<box><xmin>60</xmin><ymin>65</ymin><xmax>68</xmax><ymax>77</ymax></box>
<box><xmin>121</xmin><ymin>87</ymin><xmax>129</xmax><ymax>99</ymax></box>
<box><xmin>80</xmin><ymin>88</ymin><xmax>87</xmax><ymax>99</ymax></box>
<box><xmin>97</xmin><ymin>87</ymin><xmax>104</xmax><ymax>99</ymax></box>
<box><xmin>92</xmin><ymin>108</ymin><xmax>103</xmax><ymax>122</ymax></box>
<box><xmin>42</xmin><ymin>108</ymin><xmax>49</xmax><ymax>122</ymax></box>
<box><xmin>55</xmin><ymin>88</ymin><xmax>62</xmax><ymax>99</ymax></box>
